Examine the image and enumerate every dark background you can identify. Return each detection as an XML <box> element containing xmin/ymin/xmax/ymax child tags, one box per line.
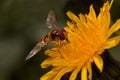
<box><xmin>0</xmin><ymin>0</ymin><xmax>120</xmax><ymax>80</ymax></box>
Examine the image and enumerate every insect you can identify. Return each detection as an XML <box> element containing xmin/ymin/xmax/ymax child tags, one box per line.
<box><xmin>25</xmin><ymin>10</ymin><xmax>67</xmax><ymax>61</ymax></box>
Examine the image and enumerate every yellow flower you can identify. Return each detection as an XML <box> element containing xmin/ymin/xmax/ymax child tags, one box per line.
<box><xmin>40</xmin><ymin>0</ymin><xmax>120</xmax><ymax>80</ymax></box>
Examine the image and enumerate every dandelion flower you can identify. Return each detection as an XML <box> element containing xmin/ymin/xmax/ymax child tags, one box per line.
<box><xmin>40</xmin><ymin>0</ymin><xmax>120</xmax><ymax>80</ymax></box>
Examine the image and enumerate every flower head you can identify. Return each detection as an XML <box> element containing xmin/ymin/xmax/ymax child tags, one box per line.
<box><xmin>40</xmin><ymin>0</ymin><xmax>120</xmax><ymax>80</ymax></box>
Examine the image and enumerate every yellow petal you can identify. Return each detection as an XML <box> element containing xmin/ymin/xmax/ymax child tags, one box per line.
<box><xmin>81</xmin><ymin>66</ymin><xmax>87</xmax><ymax>80</ymax></box>
<box><xmin>96</xmin><ymin>49</ymin><xmax>105</xmax><ymax>55</ymax></box>
<box><xmin>88</xmin><ymin>5</ymin><xmax>96</xmax><ymax>21</ymax></box>
<box><xmin>97</xmin><ymin>2</ymin><xmax>110</xmax><ymax>37</ymax></box>
<box><xmin>93</xmin><ymin>55</ymin><xmax>103</xmax><ymax>72</ymax></box>
<box><xmin>70</xmin><ymin>66</ymin><xmax>81</xmax><ymax>80</ymax></box>
<box><xmin>103</xmin><ymin>36</ymin><xmax>120</xmax><ymax>49</ymax></box>
<box><xmin>53</xmin><ymin>67</ymin><xmax>73</xmax><ymax>80</ymax></box>
<box><xmin>45</xmin><ymin>48</ymin><xmax>61</xmax><ymax>57</ymax></box>
<box><xmin>41</xmin><ymin>58</ymin><xmax>53</xmax><ymax>68</ymax></box>
<box><xmin>110</xmin><ymin>0</ymin><xmax>114</xmax><ymax>9</ymax></box>
<box><xmin>41</xmin><ymin>57</ymin><xmax>66</xmax><ymax>68</ymax></box>
<box><xmin>66</xmin><ymin>11</ymin><xmax>80</xmax><ymax>23</ymax></box>
<box><xmin>41</xmin><ymin>57</ymin><xmax>69</xmax><ymax>68</ymax></box>
<box><xmin>106</xmin><ymin>19</ymin><xmax>120</xmax><ymax>38</ymax></box>
<box><xmin>40</xmin><ymin>67</ymin><xmax>61</xmax><ymax>80</ymax></box>
<box><xmin>79</xmin><ymin>13</ymin><xmax>87</xmax><ymax>22</ymax></box>
<box><xmin>66</xmin><ymin>21</ymin><xmax>75</xmax><ymax>30</ymax></box>
<box><xmin>87</xmin><ymin>63</ymin><xmax>92</xmax><ymax>80</ymax></box>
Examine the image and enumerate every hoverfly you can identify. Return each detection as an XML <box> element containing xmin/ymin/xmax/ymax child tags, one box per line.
<box><xmin>25</xmin><ymin>10</ymin><xmax>67</xmax><ymax>61</ymax></box>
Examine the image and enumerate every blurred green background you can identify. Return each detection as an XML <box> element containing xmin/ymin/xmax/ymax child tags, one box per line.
<box><xmin>0</xmin><ymin>0</ymin><xmax>120</xmax><ymax>80</ymax></box>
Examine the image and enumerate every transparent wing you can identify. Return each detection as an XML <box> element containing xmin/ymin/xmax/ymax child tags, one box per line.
<box><xmin>46</xmin><ymin>10</ymin><xmax>57</xmax><ymax>29</ymax></box>
<box><xmin>25</xmin><ymin>41</ymin><xmax>47</xmax><ymax>61</ymax></box>
<box><xmin>25</xmin><ymin>10</ymin><xmax>56</xmax><ymax>61</ymax></box>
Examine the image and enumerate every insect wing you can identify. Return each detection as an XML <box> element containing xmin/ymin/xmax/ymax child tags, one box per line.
<box><xmin>25</xmin><ymin>10</ymin><xmax>57</xmax><ymax>61</ymax></box>
<box><xmin>46</xmin><ymin>10</ymin><xmax>57</xmax><ymax>29</ymax></box>
<box><xmin>25</xmin><ymin>41</ymin><xmax>47</xmax><ymax>61</ymax></box>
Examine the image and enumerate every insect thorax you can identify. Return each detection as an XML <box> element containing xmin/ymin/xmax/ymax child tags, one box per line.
<box><xmin>50</xmin><ymin>29</ymin><xmax>66</xmax><ymax>41</ymax></box>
